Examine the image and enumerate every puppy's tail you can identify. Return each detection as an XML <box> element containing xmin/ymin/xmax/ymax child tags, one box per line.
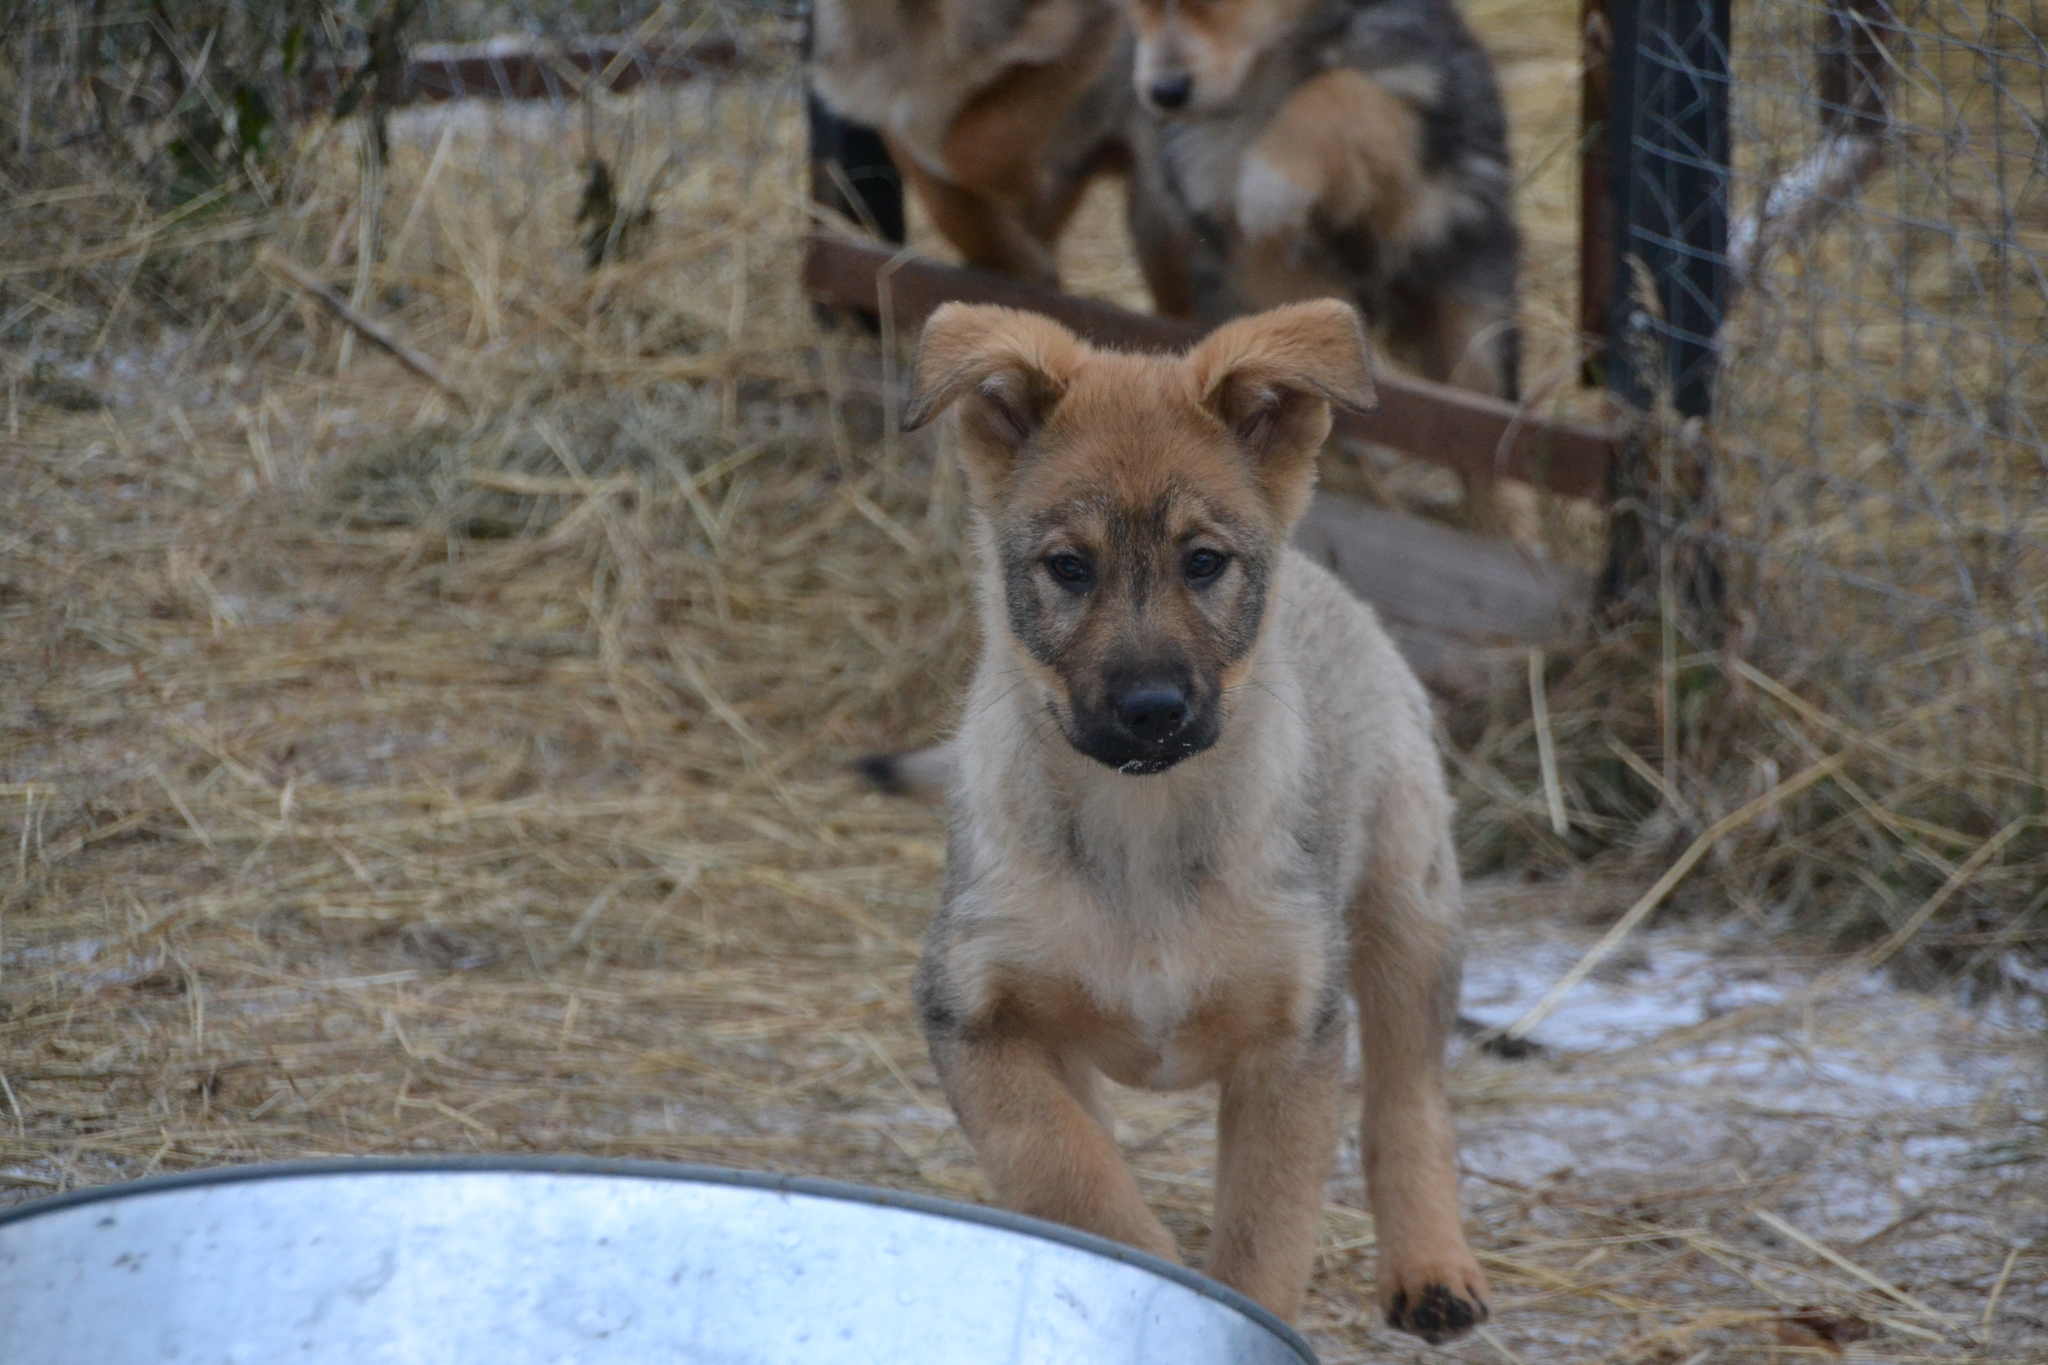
<box><xmin>853</xmin><ymin>742</ymin><xmax>957</xmax><ymax>804</ymax></box>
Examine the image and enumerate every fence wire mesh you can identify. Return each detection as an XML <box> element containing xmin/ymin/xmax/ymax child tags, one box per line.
<box><xmin>0</xmin><ymin>0</ymin><xmax>803</xmax><ymax>348</ymax></box>
<box><xmin>1608</xmin><ymin>0</ymin><xmax>2048</xmax><ymax>966</ymax></box>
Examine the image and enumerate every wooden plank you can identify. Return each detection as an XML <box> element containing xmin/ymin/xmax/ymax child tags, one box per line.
<box><xmin>1292</xmin><ymin>494</ymin><xmax>1588</xmax><ymax>644</ymax></box>
<box><xmin>806</xmin><ymin>236</ymin><xmax>1195</xmax><ymax>353</ymax></box>
<box><xmin>804</xmin><ymin>236</ymin><xmax>1616</xmax><ymax>501</ymax></box>
<box><xmin>1294</xmin><ymin>493</ymin><xmax>1588</xmax><ymax>698</ymax></box>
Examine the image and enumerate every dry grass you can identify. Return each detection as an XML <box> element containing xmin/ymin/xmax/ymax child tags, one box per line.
<box><xmin>1</xmin><ymin>3</ymin><xmax>2045</xmax><ymax>1361</ymax></box>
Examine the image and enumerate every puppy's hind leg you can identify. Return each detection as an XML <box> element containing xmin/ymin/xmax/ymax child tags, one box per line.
<box><xmin>927</xmin><ymin>1029</ymin><xmax>1179</xmax><ymax>1262</ymax></box>
<box><xmin>1207</xmin><ymin>1012</ymin><xmax>1346</xmax><ymax>1321</ymax></box>
<box><xmin>1347</xmin><ymin>799</ymin><xmax>1490</xmax><ymax>1343</ymax></box>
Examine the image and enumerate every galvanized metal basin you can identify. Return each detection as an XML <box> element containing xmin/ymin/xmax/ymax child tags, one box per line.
<box><xmin>0</xmin><ymin>1157</ymin><xmax>1315</xmax><ymax>1364</ymax></box>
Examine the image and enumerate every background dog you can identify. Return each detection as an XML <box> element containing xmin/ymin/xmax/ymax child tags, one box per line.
<box><xmin>809</xmin><ymin>0</ymin><xmax>1191</xmax><ymax>310</ymax></box>
<box><xmin>898</xmin><ymin>298</ymin><xmax>1491</xmax><ymax>1341</ymax></box>
<box><xmin>1121</xmin><ymin>0</ymin><xmax>1519</xmax><ymax>389</ymax></box>
<box><xmin>1117</xmin><ymin>0</ymin><xmax>1531</xmax><ymax>535</ymax></box>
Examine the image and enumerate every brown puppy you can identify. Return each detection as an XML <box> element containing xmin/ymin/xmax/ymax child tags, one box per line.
<box><xmin>901</xmin><ymin>299</ymin><xmax>1491</xmax><ymax>1341</ymax></box>
<box><xmin>809</xmin><ymin>0</ymin><xmax>1190</xmax><ymax>310</ymax></box>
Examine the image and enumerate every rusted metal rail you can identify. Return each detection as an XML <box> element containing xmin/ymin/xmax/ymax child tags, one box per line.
<box><xmin>1579</xmin><ymin>0</ymin><xmax>1615</xmax><ymax>382</ymax></box>
<box><xmin>306</xmin><ymin>34</ymin><xmax>752</xmax><ymax>110</ymax></box>
<box><xmin>803</xmin><ymin>236</ymin><xmax>1617</xmax><ymax>501</ymax></box>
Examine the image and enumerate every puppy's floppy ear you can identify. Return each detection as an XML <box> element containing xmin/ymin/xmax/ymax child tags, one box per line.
<box><xmin>1187</xmin><ymin>299</ymin><xmax>1376</xmax><ymax>525</ymax></box>
<box><xmin>902</xmin><ymin>304</ymin><xmax>1085</xmax><ymax>477</ymax></box>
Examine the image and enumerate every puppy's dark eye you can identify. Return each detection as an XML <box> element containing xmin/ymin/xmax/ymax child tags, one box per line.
<box><xmin>1046</xmin><ymin>554</ymin><xmax>1093</xmax><ymax>586</ymax></box>
<box><xmin>1185</xmin><ymin>549</ymin><xmax>1228</xmax><ymax>581</ymax></box>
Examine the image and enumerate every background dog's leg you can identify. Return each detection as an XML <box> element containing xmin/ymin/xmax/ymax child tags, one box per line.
<box><xmin>1207</xmin><ymin>1027</ymin><xmax>1346</xmax><ymax>1320</ymax></box>
<box><xmin>1347</xmin><ymin>816</ymin><xmax>1492</xmax><ymax>1344</ymax></box>
<box><xmin>806</xmin><ymin>94</ymin><xmax>903</xmax><ymax>333</ymax></box>
<box><xmin>880</xmin><ymin>34</ymin><xmax>1122</xmax><ymax>291</ymax></box>
<box><xmin>887</xmin><ymin>145</ymin><xmax>1059</xmax><ymax>287</ymax></box>
<box><xmin>1123</xmin><ymin>157</ymin><xmax>1202</xmax><ymax>320</ymax></box>
<box><xmin>1407</xmin><ymin>295</ymin><xmax>1539</xmax><ymax>546</ymax></box>
<box><xmin>1060</xmin><ymin>1049</ymin><xmax>1118</xmax><ymax>1137</ymax></box>
<box><xmin>807</xmin><ymin>94</ymin><xmax>906</xmax><ymax>246</ymax></box>
<box><xmin>1416</xmin><ymin>296</ymin><xmax>1519</xmax><ymax>401</ymax></box>
<box><xmin>942</xmin><ymin>14</ymin><xmax>1122</xmax><ymax>257</ymax></box>
<box><xmin>928</xmin><ymin>1033</ymin><xmax>1180</xmax><ymax>1261</ymax></box>
<box><xmin>1229</xmin><ymin>73</ymin><xmax>1411</xmax><ymax>318</ymax></box>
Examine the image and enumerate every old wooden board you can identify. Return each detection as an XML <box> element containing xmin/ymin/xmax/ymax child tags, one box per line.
<box><xmin>803</xmin><ymin>235</ymin><xmax>1617</xmax><ymax>501</ymax></box>
<box><xmin>1293</xmin><ymin>494</ymin><xmax>1589</xmax><ymax>645</ymax></box>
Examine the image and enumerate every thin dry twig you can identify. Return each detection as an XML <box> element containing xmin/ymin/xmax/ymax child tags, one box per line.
<box><xmin>1528</xmin><ymin>647</ymin><xmax>1568</xmax><ymax>836</ymax></box>
<box><xmin>1753</xmin><ymin>1209</ymin><xmax>1974</xmax><ymax>1343</ymax></box>
<box><xmin>1503</xmin><ymin>751</ymin><xmax>1849</xmax><ymax>1039</ymax></box>
<box><xmin>259</xmin><ymin>248</ymin><xmax>468</xmax><ymax>405</ymax></box>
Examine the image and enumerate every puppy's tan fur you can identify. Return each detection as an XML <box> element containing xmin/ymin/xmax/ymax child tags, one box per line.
<box><xmin>902</xmin><ymin>301</ymin><xmax>1492</xmax><ymax>1340</ymax></box>
<box><xmin>810</xmin><ymin>0</ymin><xmax>1189</xmax><ymax>308</ymax></box>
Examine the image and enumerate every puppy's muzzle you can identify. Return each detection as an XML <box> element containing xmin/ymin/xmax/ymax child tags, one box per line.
<box><xmin>1069</xmin><ymin>676</ymin><xmax>1215</xmax><ymax>775</ymax></box>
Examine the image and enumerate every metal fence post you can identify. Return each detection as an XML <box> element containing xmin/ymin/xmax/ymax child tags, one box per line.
<box><xmin>1605</xmin><ymin>0</ymin><xmax>1733</xmax><ymax>417</ymax></box>
<box><xmin>800</xmin><ymin>9</ymin><xmax>905</xmax><ymax>249</ymax></box>
<box><xmin>1579</xmin><ymin>0</ymin><xmax>1615</xmax><ymax>387</ymax></box>
<box><xmin>1597</xmin><ymin>0</ymin><xmax>1733</xmax><ymax>626</ymax></box>
<box><xmin>805</xmin><ymin>93</ymin><xmax>905</xmax><ymax>247</ymax></box>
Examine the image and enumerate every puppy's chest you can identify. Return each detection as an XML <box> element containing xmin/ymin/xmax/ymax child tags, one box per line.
<box><xmin>995</xmin><ymin>854</ymin><xmax>1332</xmax><ymax>1088</ymax></box>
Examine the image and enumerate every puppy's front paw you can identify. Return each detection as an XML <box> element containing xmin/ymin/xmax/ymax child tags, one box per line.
<box><xmin>1380</xmin><ymin>1256</ymin><xmax>1491</xmax><ymax>1344</ymax></box>
<box><xmin>1234</xmin><ymin>154</ymin><xmax>1317</xmax><ymax>242</ymax></box>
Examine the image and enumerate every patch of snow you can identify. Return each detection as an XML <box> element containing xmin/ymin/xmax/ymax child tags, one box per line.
<box><xmin>1452</xmin><ymin>901</ymin><xmax>2044</xmax><ymax>1243</ymax></box>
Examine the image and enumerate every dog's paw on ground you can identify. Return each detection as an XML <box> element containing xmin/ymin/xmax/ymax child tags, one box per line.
<box><xmin>1384</xmin><ymin>1280</ymin><xmax>1490</xmax><ymax>1343</ymax></box>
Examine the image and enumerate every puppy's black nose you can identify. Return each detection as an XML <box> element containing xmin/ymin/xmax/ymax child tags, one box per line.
<box><xmin>1115</xmin><ymin>684</ymin><xmax>1189</xmax><ymax>742</ymax></box>
<box><xmin>1148</xmin><ymin>75</ymin><xmax>1193</xmax><ymax>110</ymax></box>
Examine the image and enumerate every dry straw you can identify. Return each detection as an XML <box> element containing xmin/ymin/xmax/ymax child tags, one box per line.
<box><xmin>1</xmin><ymin>1</ymin><xmax>2043</xmax><ymax>1360</ymax></box>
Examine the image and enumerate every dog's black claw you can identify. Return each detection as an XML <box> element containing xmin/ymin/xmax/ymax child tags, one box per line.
<box><xmin>1478</xmin><ymin>1031</ymin><xmax>1545</xmax><ymax>1060</ymax></box>
<box><xmin>1386</xmin><ymin>1283</ymin><xmax>1489</xmax><ymax>1344</ymax></box>
<box><xmin>1456</xmin><ymin>1014</ymin><xmax>1546</xmax><ymax>1060</ymax></box>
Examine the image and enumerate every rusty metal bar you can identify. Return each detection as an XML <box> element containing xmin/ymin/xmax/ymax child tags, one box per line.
<box><xmin>304</xmin><ymin>35</ymin><xmax>748</xmax><ymax>111</ymax></box>
<box><xmin>804</xmin><ymin>236</ymin><xmax>1616</xmax><ymax>502</ymax></box>
<box><xmin>1579</xmin><ymin>0</ymin><xmax>1615</xmax><ymax>385</ymax></box>
<box><xmin>1817</xmin><ymin>0</ymin><xmax>1895</xmax><ymax>137</ymax></box>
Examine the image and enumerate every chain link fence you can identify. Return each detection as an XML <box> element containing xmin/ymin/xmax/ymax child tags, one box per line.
<box><xmin>1596</xmin><ymin>0</ymin><xmax>2047</xmax><ymax>971</ymax></box>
